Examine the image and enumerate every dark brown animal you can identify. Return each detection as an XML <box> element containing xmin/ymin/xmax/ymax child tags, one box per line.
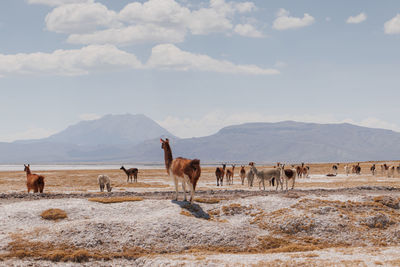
<box><xmin>24</xmin><ymin>164</ymin><xmax>44</xmax><ymax>193</ymax></box>
<box><xmin>120</xmin><ymin>166</ymin><xmax>138</xmax><ymax>182</ymax></box>
<box><xmin>161</xmin><ymin>138</ymin><xmax>201</xmax><ymax>203</ymax></box>
<box><xmin>370</xmin><ymin>164</ymin><xmax>376</xmax><ymax>175</ymax></box>
<box><xmin>281</xmin><ymin>166</ymin><xmax>296</xmax><ymax>190</ymax></box>
<box><xmin>215</xmin><ymin>164</ymin><xmax>226</xmax><ymax>186</ymax></box>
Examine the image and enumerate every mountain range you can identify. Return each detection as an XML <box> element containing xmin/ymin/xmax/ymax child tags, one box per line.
<box><xmin>1</xmin><ymin>114</ymin><xmax>400</xmax><ymax>164</ymax></box>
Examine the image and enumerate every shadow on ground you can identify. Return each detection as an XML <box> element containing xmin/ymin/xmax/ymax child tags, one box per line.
<box><xmin>172</xmin><ymin>200</ymin><xmax>210</xmax><ymax>219</ymax></box>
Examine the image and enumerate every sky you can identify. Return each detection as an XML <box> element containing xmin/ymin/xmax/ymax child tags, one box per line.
<box><xmin>0</xmin><ymin>0</ymin><xmax>400</xmax><ymax>141</ymax></box>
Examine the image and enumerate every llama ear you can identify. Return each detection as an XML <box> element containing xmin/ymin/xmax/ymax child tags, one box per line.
<box><xmin>28</xmin><ymin>164</ymin><xmax>30</xmax><ymax>167</ymax></box>
<box><xmin>165</xmin><ymin>138</ymin><xmax>169</xmax><ymax>142</ymax></box>
<box><xmin>160</xmin><ymin>138</ymin><xmax>164</xmax><ymax>143</ymax></box>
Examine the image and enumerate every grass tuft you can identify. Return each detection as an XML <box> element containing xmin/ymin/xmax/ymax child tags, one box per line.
<box><xmin>88</xmin><ymin>196</ymin><xmax>143</xmax><ymax>204</ymax></box>
<box><xmin>40</xmin><ymin>209</ymin><xmax>67</xmax><ymax>221</ymax></box>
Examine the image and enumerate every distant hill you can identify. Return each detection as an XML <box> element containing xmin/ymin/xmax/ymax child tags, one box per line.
<box><xmin>123</xmin><ymin>121</ymin><xmax>400</xmax><ymax>163</ymax></box>
<box><xmin>42</xmin><ymin>114</ymin><xmax>174</xmax><ymax>146</ymax></box>
<box><xmin>1</xmin><ymin>119</ymin><xmax>400</xmax><ymax>164</ymax></box>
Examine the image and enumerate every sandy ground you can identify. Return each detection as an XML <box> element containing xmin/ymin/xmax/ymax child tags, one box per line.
<box><xmin>1</xmin><ymin>161</ymin><xmax>400</xmax><ymax>266</ymax></box>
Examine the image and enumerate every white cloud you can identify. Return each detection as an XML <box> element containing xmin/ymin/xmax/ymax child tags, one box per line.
<box><xmin>119</xmin><ymin>0</ymin><xmax>191</xmax><ymax>25</ymax></box>
<box><xmin>272</xmin><ymin>8</ymin><xmax>315</xmax><ymax>30</ymax></box>
<box><xmin>79</xmin><ymin>113</ymin><xmax>101</xmax><ymax>121</ymax></box>
<box><xmin>188</xmin><ymin>6</ymin><xmax>234</xmax><ymax>34</ymax></box>
<box><xmin>146</xmin><ymin>44</ymin><xmax>280</xmax><ymax>75</ymax></box>
<box><xmin>0</xmin><ymin>44</ymin><xmax>278</xmax><ymax>77</ymax></box>
<box><xmin>0</xmin><ymin>128</ymin><xmax>57</xmax><ymax>142</ymax></box>
<box><xmin>45</xmin><ymin>2</ymin><xmax>119</xmax><ymax>34</ymax></box>
<box><xmin>346</xmin><ymin>12</ymin><xmax>367</xmax><ymax>24</ymax></box>
<box><xmin>234</xmin><ymin>24</ymin><xmax>264</xmax><ymax>38</ymax></box>
<box><xmin>67</xmin><ymin>24</ymin><xmax>186</xmax><ymax>46</ymax></box>
<box><xmin>42</xmin><ymin>0</ymin><xmax>259</xmax><ymax>45</ymax></box>
<box><xmin>384</xmin><ymin>14</ymin><xmax>400</xmax><ymax>35</ymax></box>
<box><xmin>27</xmin><ymin>0</ymin><xmax>93</xmax><ymax>6</ymax></box>
<box><xmin>0</xmin><ymin>45</ymin><xmax>142</xmax><ymax>77</ymax></box>
<box><xmin>157</xmin><ymin>111</ymin><xmax>400</xmax><ymax>138</ymax></box>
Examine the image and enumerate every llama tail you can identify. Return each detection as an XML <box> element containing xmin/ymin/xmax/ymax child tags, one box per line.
<box><xmin>190</xmin><ymin>159</ymin><xmax>201</xmax><ymax>190</ymax></box>
<box><xmin>37</xmin><ymin>175</ymin><xmax>45</xmax><ymax>192</ymax></box>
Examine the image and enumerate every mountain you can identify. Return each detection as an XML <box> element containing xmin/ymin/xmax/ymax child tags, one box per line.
<box><xmin>123</xmin><ymin>121</ymin><xmax>400</xmax><ymax>163</ymax></box>
<box><xmin>0</xmin><ymin>114</ymin><xmax>174</xmax><ymax>164</ymax></box>
<box><xmin>19</xmin><ymin>114</ymin><xmax>174</xmax><ymax>146</ymax></box>
<box><xmin>2</xmin><ymin>119</ymin><xmax>400</xmax><ymax>164</ymax></box>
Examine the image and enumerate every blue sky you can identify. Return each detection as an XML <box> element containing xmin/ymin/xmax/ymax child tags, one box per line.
<box><xmin>0</xmin><ymin>0</ymin><xmax>400</xmax><ymax>141</ymax></box>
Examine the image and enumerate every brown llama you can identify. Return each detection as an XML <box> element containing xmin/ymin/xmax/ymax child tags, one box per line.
<box><xmin>160</xmin><ymin>138</ymin><xmax>201</xmax><ymax>203</ymax></box>
<box><xmin>120</xmin><ymin>166</ymin><xmax>139</xmax><ymax>183</ymax></box>
<box><xmin>226</xmin><ymin>164</ymin><xmax>235</xmax><ymax>185</ymax></box>
<box><xmin>240</xmin><ymin>165</ymin><xmax>246</xmax><ymax>185</ymax></box>
<box><xmin>215</xmin><ymin>163</ymin><xmax>226</xmax><ymax>186</ymax></box>
<box><xmin>24</xmin><ymin>164</ymin><xmax>45</xmax><ymax>193</ymax></box>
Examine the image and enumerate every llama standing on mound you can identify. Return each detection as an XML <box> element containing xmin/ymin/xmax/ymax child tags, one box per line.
<box><xmin>98</xmin><ymin>175</ymin><xmax>112</xmax><ymax>192</ymax></box>
<box><xmin>160</xmin><ymin>138</ymin><xmax>201</xmax><ymax>203</ymax></box>
<box><xmin>24</xmin><ymin>164</ymin><xmax>45</xmax><ymax>193</ymax></box>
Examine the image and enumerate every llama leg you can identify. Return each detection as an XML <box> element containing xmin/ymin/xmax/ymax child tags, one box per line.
<box><xmin>182</xmin><ymin>180</ymin><xmax>187</xmax><ymax>201</ymax></box>
<box><xmin>188</xmin><ymin>182</ymin><xmax>195</xmax><ymax>203</ymax></box>
<box><xmin>173</xmin><ymin>176</ymin><xmax>179</xmax><ymax>201</ymax></box>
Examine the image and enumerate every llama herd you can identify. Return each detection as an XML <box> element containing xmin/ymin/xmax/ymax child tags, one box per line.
<box><xmin>216</xmin><ymin>162</ymin><xmax>299</xmax><ymax>191</ymax></box>
<box><xmin>21</xmin><ymin>164</ymin><xmax>141</xmax><ymax>194</ymax></box>
<box><xmin>18</xmin><ymin>138</ymin><xmax>400</xmax><ymax>205</ymax></box>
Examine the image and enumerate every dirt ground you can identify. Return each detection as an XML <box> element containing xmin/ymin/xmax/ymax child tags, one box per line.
<box><xmin>1</xmin><ymin>161</ymin><xmax>400</xmax><ymax>266</ymax></box>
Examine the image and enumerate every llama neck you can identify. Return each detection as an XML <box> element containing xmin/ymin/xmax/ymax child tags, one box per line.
<box><xmin>163</xmin><ymin>144</ymin><xmax>173</xmax><ymax>173</ymax></box>
<box><xmin>251</xmin><ymin>166</ymin><xmax>258</xmax><ymax>175</ymax></box>
<box><xmin>121</xmin><ymin>167</ymin><xmax>128</xmax><ymax>174</ymax></box>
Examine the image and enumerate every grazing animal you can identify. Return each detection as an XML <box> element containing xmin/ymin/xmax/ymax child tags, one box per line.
<box><xmin>120</xmin><ymin>166</ymin><xmax>138</xmax><ymax>183</ymax></box>
<box><xmin>370</xmin><ymin>164</ymin><xmax>376</xmax><ymax>176</ymax></box>
<box><xmin>344</xmin><ymin>165</ymin><xmax>350</xmax><ymax>176</ymax></box>
<box><xmin>249</xmin><ymin>163</ymin><xmax>282</xmax><ymax>191</ymax></box>
<box><xmin>215</xmin><ymin>164</ymin><xmax>226</xmax><ymax>186</ymax></box>
<box><xmin>397</xmin><ymin>165</ymin><xmax>400</xmax><ymax>175</ymax></box>
<box><xmin>24</xmin><ymin>164</ymin><xmax>45</xmax><ymax>193</ymax></box>
<box><xmin>240</xmin><ymin>166</ymin><xmax>246</xmax><ymax>185</ymax></box>
<box><xmin>97</xmin><ymin>175</ymin><xmax>112</xmax><ymax>192</ymax></box>
<box><xmin>280</xmin><ymin>165</ymin><xmax>296</xmax><ymax>190</ymax></box>
<box><xmin>161</xmin><ymin>138</ymin><xmax>201</xmax><ymax>203</ymax></box>
<box><xmin>226</xmin><ymin>164</ymin><xmax>235</xmax><ymax>185</ymax></box>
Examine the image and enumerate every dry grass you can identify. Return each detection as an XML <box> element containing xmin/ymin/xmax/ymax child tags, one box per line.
<box><xmin>194</xmin><ymin>197</ymin><xmax>221</xmax><ymax>204</ymax></box>
<box><xmin>0</xmin><ymin>235</ymin><xmax>147</xmax><ymax>262</ymax></box>
<box><xmin>114</xmin><ymin>182</ymin><xmax>169</xmax><ymax>188</ymax></box>
<box><xmin>40</xmin><ymin>209</ymin><xmax>67</xmax><ymax>221</ymax></box>
<box><xmin>88</xmin><ymin>196</ymin><xmax>143</xmax><ymax>204</ymax></box>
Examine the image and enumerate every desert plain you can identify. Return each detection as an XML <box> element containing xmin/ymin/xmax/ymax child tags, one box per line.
<box><xmin>2</xmin><ymin>161</ymin><xmax>400</xmax><ymax>266</ymax></box>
